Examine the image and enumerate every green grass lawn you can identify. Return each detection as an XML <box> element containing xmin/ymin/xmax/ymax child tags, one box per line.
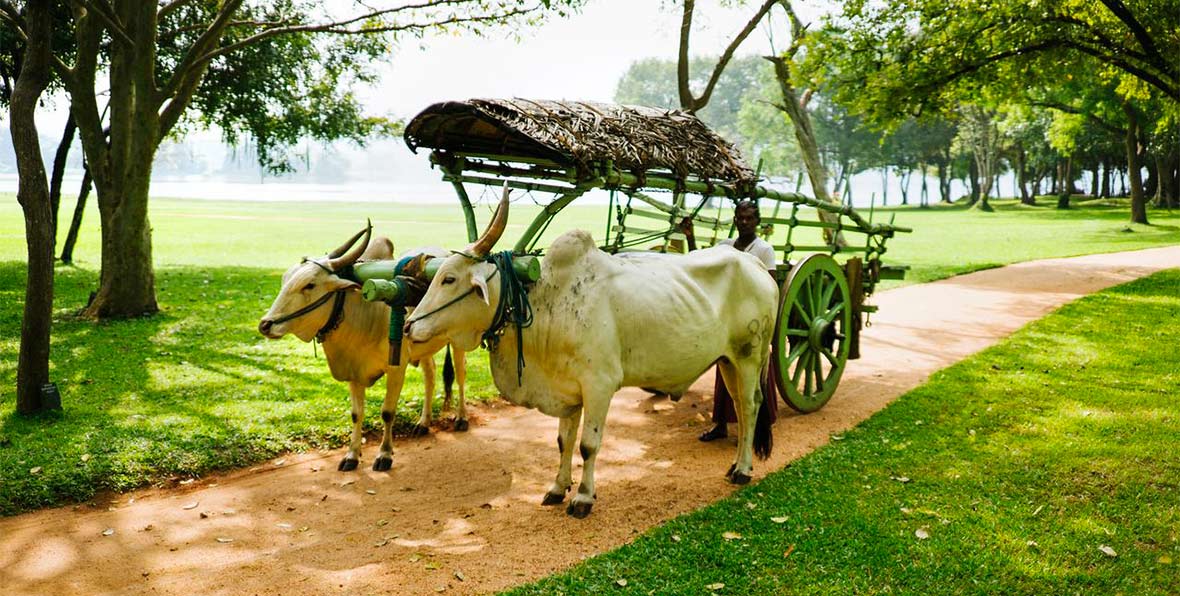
<box><xmin>506</xmin><ymin>269</ymin><xmax>1180</xmax><ymax>596</ymax></box>
<box><xmin>0</xmin><ymin>192</ymin><xmax>1177</xmax><ymax>516</ymax></box>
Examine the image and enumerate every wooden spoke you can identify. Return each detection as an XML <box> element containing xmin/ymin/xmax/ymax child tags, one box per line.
<box><xmin>772</xmin><ymin>254</ymin><xmax>853</xmax><ymax>414</ymax></box>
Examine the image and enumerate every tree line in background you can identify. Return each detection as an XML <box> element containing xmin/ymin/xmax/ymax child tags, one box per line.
<box><xmin>4</xmin><ymin>0</ymin><xmax>1177</xmax><ymax>416</ymax></box>
<box><xmin>617</xmin><ymin>2</ymin><xmax>1179</xmax><ymax>217</ymax></box>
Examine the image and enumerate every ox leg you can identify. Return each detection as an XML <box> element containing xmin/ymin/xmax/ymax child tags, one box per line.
<box><xmin>718</xmin><ymin>361</ymin><xmax>757</xmax><ymax>484</ymax></box>
<box><xmin>452</xmin><ymin>348</ymin><xmax>469</xmax><ymax>432</ymax></box>
<box><xmin>543</xmin><ymin>407</ymin><xmax>581</xmax><ymax>506</ymax></box>
<box><xmin>339</xmin><ymin>381</ymin><xmax>366</xmax><ymax>472</ymax></box>
<box><xmin>373</xmin><ymin>365</ymin><xmax>407</xmax><ymax>472</ymax></box>
<box><xmin>568</xmin><ymin>395</ymin><xmax>609</xmax><ymax>518</ymax></box>
<box><xmin>413</xmin><ymin>355</ymin><xmax>436</xmax><ymax>436</ymax></box>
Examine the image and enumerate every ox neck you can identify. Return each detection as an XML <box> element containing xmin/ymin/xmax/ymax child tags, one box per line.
<box><xmin>480</xmin><ymin>251</ymin><xmax>534</xmax><ymax>386</ymax></box>
<box><xmin>315</xmin><ymin>291</ymin><xmax>348</xmax><ymax>343</ymax></box>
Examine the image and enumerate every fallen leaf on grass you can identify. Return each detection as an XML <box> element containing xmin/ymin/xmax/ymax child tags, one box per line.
<box><xmin>891</xmin><ymin>476</ymin><xmax>911</xmax><ymax>484</ymax></box>
<box><xmin>1026</xmin><ymin>540</ymin><xmax>1038</xmax><ymax>548</ymax></box>
<box><xmin>1158</xmin><ymin>555</ymin><xmax>1173</xmax><ymax>565</ymax></box>
<box><xmin>182</xmin><ymin>501</ymin><xmax>199</xmax><ymax>510</ymax></box>
<box><xmin>80</xmin><ymin>454</ymin><xmax>91</xmax><ymax>463</ymax></box>
<box><xmin>722</xmin><ymin>532</ymin><xmax>743</xmax><ymax>541</ymax></box>
<box><xmin>615</xmin><ymin>579</ymin><xmax>628</xmax><ymax>587</ymax></box>
<box><xmin>671</xmin><ymin>535</ymin><xmax>681</xmax><ymax>542</ymax></box>
<box><xmin>745</xmin><ymin>502</ymin><xmax>757</xmax><ymax>510</ymax></box>
<box><xmin>771</xmin><ymin>516</ymin><xmax>789</xmax><ymax>524</ymax></box>
<box><xmin>784</xmin><ymin>544</ymin><xmax>795</xmax><ymax>558</ymax></box>
<box><xmin>1032</xmin><ymin>505</ymin><xmax>1044</xmax><ymax>516</ymax></box>
<box><xmin>915</xmin><ymin>527</ymin><xmax>930</xmax><ymax>540</ymax></box>
<box><xmin>706</xmin><ymin>582</ymin><xmax>725</xmax><ymax>590</ymax></box>
<box><xmin>29</xmin><ymin>467</ymin><xmax>42</xmax><ymax>475</ymax></box>
<box><xmin>1098</xmin><ymin>545</ymin><xmax>1117</xmax><ymax>558</ymax></box>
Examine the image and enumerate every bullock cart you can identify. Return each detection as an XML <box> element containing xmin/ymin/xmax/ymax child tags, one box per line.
<box><xmin>398</xmin><ymin>99</ymin><xmax>910</xmax><ymax>413</ymax></box>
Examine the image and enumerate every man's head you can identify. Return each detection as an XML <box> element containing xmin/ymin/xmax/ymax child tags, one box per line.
<box><xmin>734</xmin><ymin>199</ymin><xmax>761</xmax><ymax>237</ymax></box>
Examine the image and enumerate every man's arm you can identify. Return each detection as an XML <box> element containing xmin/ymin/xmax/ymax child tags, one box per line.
<box><xmin>677</xmin><ymin>216</ymin><xmax>698</xmax><ymax>252</ymax></box>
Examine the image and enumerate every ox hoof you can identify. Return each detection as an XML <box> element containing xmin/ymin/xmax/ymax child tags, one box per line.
<box><xmin>729</xmin><ymin>471</ymin><xmax>752</xmax><ymax>485</ymax></box>
<box><xmin>410</xmin><ymin>424</ymin><xmax>430</xmax><ymax>437</ymax></box>
<box><xmin>725</xmin><ymin>463</ymin><xmax>737</xmax><ymax>478</ymax></box>
<box><xmin>669</xmin><ymin>393</ymin><xmax>683</xmax><ymax>402</ymax></box>
<box><xmin>338</xmin><ymin>458</ymin><xmax>359</xmax><ymax>472</ymax></box>
<box><xmin>372</xmin><ymin>456</ymin><xmax>393</xmax><ymax>472</ymax></box>
<box><xmin>541</xmin><ymin>491</ymin><xmax>566</xmax><ymax>506</ymax></box>
<box><xmin>566</xmin><ymin>501</ymin><xmax>593</xmax><ymax>518</ymax></box>
<box><xmin>454</xmin><ymin>418</ymin><xmax>469</xmax><ymax>432</ymax></box>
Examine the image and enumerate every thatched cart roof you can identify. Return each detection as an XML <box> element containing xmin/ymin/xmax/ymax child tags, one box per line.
<box><xmin>404</xmin><ymin>98</ymin><xmax>755</xmax><ymax>184</ymax></box>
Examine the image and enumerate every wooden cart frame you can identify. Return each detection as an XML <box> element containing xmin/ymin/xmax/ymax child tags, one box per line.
<box><xmin>404</xmin><ymin>99</ymin><xmax>911</xmax><ymax>412</ymax></box>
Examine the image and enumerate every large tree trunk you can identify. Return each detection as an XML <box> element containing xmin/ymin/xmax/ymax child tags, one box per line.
<box><xmin>80</xmin><ymin>1</ymin><xmax>164</xmax><ymax>318</ymax></box>
<box><xmin>1016</xmin><ymin>145</ymin><xmax>1033</xmax><ymax>204</ymax></box>
<box><xmin>11</xmin><ymin>0</ymin><xmax>56</xmax><ymax>415</ymax></box>
<box><xmin>967</xmin><ymin>158</ymin><xmax>980</xmax><ymax>206</ymax></box>
<box><xmin>60</xmin><ymin>167</ymin><xmax>93</xmax><ymax>264</ymax></box>
<box><xmin>1089</xmin><ymin>163</ymin><xmax>1100</xmax><ymax>198</ymax></box>
<box><xmin>83</xmin><ymin>162</ymin><xmax>159</xmax><ymax>318</ymax></box>
<box><xmin>1167</xmin><ymin>150</ymin><xmax>1180</xmax><ymax>208</ymax></box>
<box><xmin>1124</xmin><ymin>102</ymin><xmax>1149</xmax><ymax>224</ymax></box>
<box><xmin>973</xmin><ymin>154</ymin><xmax>994</xmax><ymax>212</ymax></box>
<box><xmin>1144</xmin><ymin>154</ymin><xmax>1158</xmax><ymax>199</ymax></box>
<box><xmin>937</xmin><ymin>159</ymin><xmax>952</xmax><ymax>202</ymax></box>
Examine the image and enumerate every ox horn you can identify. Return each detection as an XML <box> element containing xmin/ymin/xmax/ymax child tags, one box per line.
<box><xmin>470</xmin><ymin>183</ymin><xmax>510</xmax><ymax>257</ymax></box>
<box><xmin>327</xmin><ymin>219</ymin><xmax>372</xmax><ymax>271</ymax></box>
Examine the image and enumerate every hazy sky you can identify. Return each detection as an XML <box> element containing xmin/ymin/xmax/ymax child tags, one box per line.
<box><xmin>361</xmin><ymin>0</ymin><xmax>831</xmax><ymax>120</ymax></box>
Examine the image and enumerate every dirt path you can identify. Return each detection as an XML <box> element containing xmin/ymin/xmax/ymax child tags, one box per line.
<box><xmin>2</xmin><ymin>246</ymin><xmax>1177</xmax><ymax>596</ymax></box>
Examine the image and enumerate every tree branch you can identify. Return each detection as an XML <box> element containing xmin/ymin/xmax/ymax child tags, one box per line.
<box><xmin>70</xmin><ymin>0</ymin><xmax>134</xmax><ymax>47</ymax></box>
<box><xmin>1030</xmin><ymin>101</ymin><xmax>1126</xmax><ymax>135</ymax></box>
<box><xmin>692</xmin><ymin>0</ymin><xmax>777</xmax><ymax>112</ymax></box>
<box><xmin>1097</xmin><ymin>0</ymin><xmax>1171</xmax><ymax>77</ymax></box>
<box><xmin>677</xmin><ymin>0</ymin><xmax>694</xmax><ymax>110</ymax></box>
<box><xmin>158</xmin><ymin>0</ymin><xmax>198</xmax><ymax>19</ymax></box>
<box><xmin>157</xmin><ymin>0</ymin><xmax>244</xmax><ymax>102</ymax></box>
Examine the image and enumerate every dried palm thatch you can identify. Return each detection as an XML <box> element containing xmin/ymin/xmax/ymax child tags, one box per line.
<box><xmin>404</xmin><ymin>98</ymin><xmax>755</xmax><ymax>184</ymax></box>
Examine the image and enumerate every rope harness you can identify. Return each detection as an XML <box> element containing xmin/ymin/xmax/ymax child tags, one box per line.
<box><xmin>268</xmin><ymin>258</ymin><xmax>350</xmax><ymax>344</ymax></box>
<box><xmin>407</xmin><ymin>250</ymin><xmax>534</xmax><ymax>385</ymax></box>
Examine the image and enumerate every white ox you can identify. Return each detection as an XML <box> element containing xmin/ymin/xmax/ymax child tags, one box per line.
<box><xmin>404</xmin><ymin>193</ymin><xmax>779</xmax><ymax>517</ymax></box>
<box><xmin>258</xmin><ymin>226</ymin><xmax>469</xmax><ymax>472</ymax></box>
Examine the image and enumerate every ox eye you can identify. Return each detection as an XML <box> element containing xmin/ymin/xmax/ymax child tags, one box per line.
<box><xmin>303</xmin><ymin>282</ymin><xmax>316</xmax><ymax>291</ymax></box>
<box><xmin>441</xmin><ymin>275</ymin><xmax>456</xmax><ymax>286</ymax></box>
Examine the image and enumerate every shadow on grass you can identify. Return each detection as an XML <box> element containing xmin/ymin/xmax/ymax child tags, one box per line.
<box><xmin>0</xmin><ymin>261</ymin><xmax>485</xmax><ymax>516</ymax></box>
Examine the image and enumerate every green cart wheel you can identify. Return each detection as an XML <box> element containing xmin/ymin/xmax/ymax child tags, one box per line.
<box><xmin>772</xmin><ymin>254</ymin><xmax>852</xmax><ymax>413</ymax></box>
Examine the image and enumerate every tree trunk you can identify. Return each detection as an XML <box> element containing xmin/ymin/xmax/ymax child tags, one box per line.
<box><xmin>11</xmin><ymin>0</ymin><xmax>56</xmax><ymax>415</ymax></box>
<box><xmin>1089</xmin><ymin>163</ymin><xmax>1100</xmax><ymax>198</ymax></box>
<box><xmin>767</xmin><ymin>55</ymin><xmax>845</xmax><ymax>245</ymax></box>
<box><xmin>1101</xmin><ymin>159</ymin><xmax>1112</xmax><ymax>197</ymax></box>
<box><xmin>1056</xmin><ymin>158</ymin><xmax>1072</xmax><ymax>209</ymax></box>
<box><xmin>967</xmin><ymin>158</ymin><xmax>980</xmax><ymax>206</ymax></box>
<box><xmin>973</xmin><ymin>155</ymin><xmax>994</xmax><ymax>212</ymax></box>
<box><xmin>60</xmin><ymin>167</ymin><xmax>94</xmax><ymax>264</ymax></box>
<box><xmin>1168</xmin><ymin>150</ymin><xmax>1180</xmax><ymax>208</ymax></box>
<box><xmin>937</xmin><ymin>160</ymin><xmax>952</xmax><ymax>202</ymax></box>
<box><xmin>880</xmin><ymin>168</ymin><xmax>889</xmax><ymax>205</ymax></box>
<box><xmin>1016</xmin><ymin>146</ymin><xmax>1032</xmax><ymax>204</ymax></box>
<box><xmin>1144</xmin><ymin>154</ymin><xmax>1158</xmax><ymax>199</ymax></box>
<box><xmin>48</xmin><ymin>116</ymin><xmax>77</xmax><ymax>239</ymax></box>
<box><xmin>899</xmin><ymin>169</ymin><xmax>911</xmax><ymax>205</ymax></box>
<box><xmin>83</xmin><ymin>166</ymin><xmax>159</xmax><ymax>318</ymax></box>
<box><xmin>1124</xmin><ymin>102</ymin><xmax>1148</xmax><ymax>224</ymax></box>
<box><xmin>919</xmin><ymin>165</ymin><xmax>929</xmax><ymax>207</ymax></box>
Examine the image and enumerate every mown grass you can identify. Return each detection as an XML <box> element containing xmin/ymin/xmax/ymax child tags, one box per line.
<box><xmin>505</xmin><ymin>270</ymin><xmax>1180</xmax><ymax>595</ymax></box>
<box><xmin>0</xmin><ymin>192</ymin><xmax>1177</xmax><ymax>516</ymax></box>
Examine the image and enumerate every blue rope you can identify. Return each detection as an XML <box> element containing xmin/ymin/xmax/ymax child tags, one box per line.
<box><xmin>482</xmin><ymin>251</ymin><xmax>534</xmax><ymax>385</ymax></box>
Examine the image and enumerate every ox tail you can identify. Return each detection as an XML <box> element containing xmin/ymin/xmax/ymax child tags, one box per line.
<box><xmin>443</xmin><ymin>344</ymin><xmax>455</xmax><ymax>402</ymax></box>
<box><xmin>753</xmin><ymin>387</ymin><xmax>773</xmax><ymax>460</ymax></box>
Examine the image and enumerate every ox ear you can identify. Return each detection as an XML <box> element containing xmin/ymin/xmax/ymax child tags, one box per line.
<box><xmin>471</xmin><ymin>273</ymin><xmax>490</xmax><ymax>305</ymax></box>
<box><xmin>326</xmin><ymin>276</ymin><xmax>361</xmax><ymax>293</ymax></box>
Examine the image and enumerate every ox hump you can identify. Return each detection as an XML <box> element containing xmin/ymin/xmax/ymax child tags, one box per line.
<box><xmin>544</xmin><ymin>230</ymin><xmax>597</xmax><ymax>271</ymax></box>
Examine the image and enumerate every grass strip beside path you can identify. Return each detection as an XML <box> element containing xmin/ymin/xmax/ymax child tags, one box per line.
<box><xmin>506</xmin><ymin>270</ymin><xmax>1180</xmax><ymax>596</ymax></box>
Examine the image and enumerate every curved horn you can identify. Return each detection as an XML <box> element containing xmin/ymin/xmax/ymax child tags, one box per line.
<box><xmin>327</xmin><ymin>222</ymin><xmax>370</xmax><ymax>259</ymax></box>
<box><xmin>470</xmin><ymin>183</ymin><xmax>510</xmax><ymax>257</ymax></box>
<box><xmin>327</xmin><ymin>219</ymin><xmax>372</xmax><ymax>270</ymax></box>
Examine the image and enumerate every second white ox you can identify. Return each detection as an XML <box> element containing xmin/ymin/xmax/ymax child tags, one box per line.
<box><xmin>259</xmin><ymin>226</ymin><xmax>469</xmax><ymax>472</ymax></box>
<box><xmin>404</xmin><ymin>193</ymin><xmax>779</xmax><ymax>518</ymax></box>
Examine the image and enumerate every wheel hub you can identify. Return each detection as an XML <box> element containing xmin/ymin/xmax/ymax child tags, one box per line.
<box><xmin>808</xmin><ymin>315</ymin><xmax>832</xmax><ymax>350</ymax></box>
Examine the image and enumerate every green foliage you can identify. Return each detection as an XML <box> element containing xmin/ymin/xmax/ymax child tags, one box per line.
<box><xmin>507</xmin><ymin>269</ymin><xmax>1180</xmax><ymax>595</ymax></box>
